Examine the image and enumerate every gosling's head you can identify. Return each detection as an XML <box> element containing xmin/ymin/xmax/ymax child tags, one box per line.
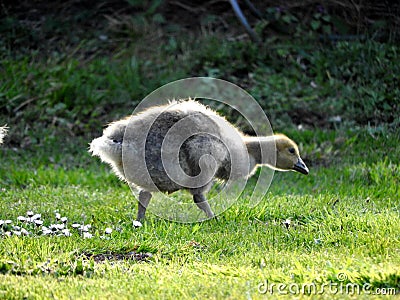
<box><xmin>274</xmin><ymin>134</ymin><xmax>309</xmax><ymax>175</ymax></box>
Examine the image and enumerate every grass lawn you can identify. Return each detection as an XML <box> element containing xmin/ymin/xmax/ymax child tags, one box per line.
<box><xmin>0</xmin><ymin>128</ymin><xmax>399</xmax><ymax>299</ymax></box>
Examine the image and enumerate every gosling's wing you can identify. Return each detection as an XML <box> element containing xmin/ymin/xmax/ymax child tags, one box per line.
<box><xmin>182</xmin><ymin>134</ymin><xmax>228</xmax><ymax>177</ymax></box>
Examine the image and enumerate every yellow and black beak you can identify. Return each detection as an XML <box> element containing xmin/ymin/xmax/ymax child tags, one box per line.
<box><xmin>293</xmin><ymin>157</ymin><xmax>309</xmax><ymax>175</ymax></box>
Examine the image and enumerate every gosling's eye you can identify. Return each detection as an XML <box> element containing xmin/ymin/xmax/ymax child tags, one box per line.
<box><xmin>288</xmin><ymin>147</ymin><xmax>295</xmax><ymax>154</ymax></box>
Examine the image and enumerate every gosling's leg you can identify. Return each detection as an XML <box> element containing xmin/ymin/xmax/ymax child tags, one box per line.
<box><xmin>137</xmin><ymin>190</ymin><xmax>152</xmax><ymax>221</ymax></box>
<box><xmin>193</xmin><ymin>193</ymin><xmax>214</xmax><ymax>218</ymax></box>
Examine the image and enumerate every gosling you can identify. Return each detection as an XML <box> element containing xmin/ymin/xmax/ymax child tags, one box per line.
<box><xmin>90</xmin><ymin>100</ymin><xmax>308</xmax><ymax>220</ymax></box>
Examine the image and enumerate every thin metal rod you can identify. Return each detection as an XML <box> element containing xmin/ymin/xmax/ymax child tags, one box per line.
<box><xmin>229</xmin><ymin>0</ymin><xmax>261</xmax><ymax>43</ymax></box>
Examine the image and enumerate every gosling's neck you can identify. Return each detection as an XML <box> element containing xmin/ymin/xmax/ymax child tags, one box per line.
<box><xmin>244</xmin><ymin>136</ymin><xmax>277</xmax><ymax>171</ymax></box>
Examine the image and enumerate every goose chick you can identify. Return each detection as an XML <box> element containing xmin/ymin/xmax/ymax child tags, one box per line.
<box><xmin>90</xmin><ymin>100</ymin><xmax>308</xmax><ymax>220</ymax></box>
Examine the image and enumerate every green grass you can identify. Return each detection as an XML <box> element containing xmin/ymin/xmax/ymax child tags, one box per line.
<box><xmin>0</xmin><ymin>128</ymin><xmax>399</xmax><ymax>299</ymax></box>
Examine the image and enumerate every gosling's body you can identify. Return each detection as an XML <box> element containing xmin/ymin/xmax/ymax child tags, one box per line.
<box><xmin>90</xmin><ymin>100</ymin><xmax>308</xmax><ymax>220</ymax></box>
